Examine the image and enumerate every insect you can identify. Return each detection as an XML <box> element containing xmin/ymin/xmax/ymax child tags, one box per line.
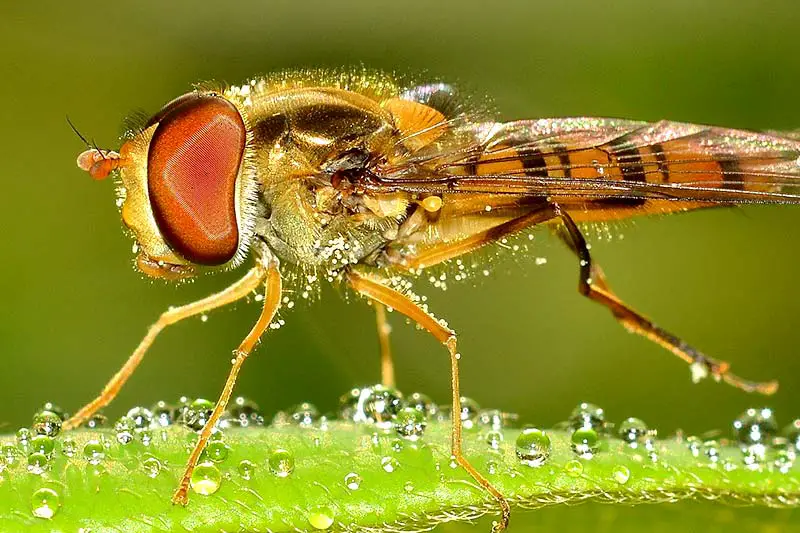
<box><xmin>69</xmin><ymin>69</ymin><xmax>800</xmax><ymax>531</ymax></box>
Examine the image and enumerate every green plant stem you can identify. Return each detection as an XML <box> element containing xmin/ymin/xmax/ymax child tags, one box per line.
<box><xmin>1</xmin><ymin>422</ymin><xmax>797</xmax><ymax>532</ymax></box>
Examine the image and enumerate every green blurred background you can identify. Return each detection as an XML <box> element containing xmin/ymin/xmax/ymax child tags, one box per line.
<box><xmin>1</xmin><ymin>0</ymin><xmax>798</xmax><ymax>448</ymax></box>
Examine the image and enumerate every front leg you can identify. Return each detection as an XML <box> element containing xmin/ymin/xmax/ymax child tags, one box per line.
<box><xmin>172</xmin><ymin>262</ymin><xmax>282</xmax><ymax>505</ymax></box>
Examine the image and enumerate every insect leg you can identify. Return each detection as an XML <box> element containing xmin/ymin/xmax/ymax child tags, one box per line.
<box><xmin>374</xmin><ymin>302</ymin><xmax>395</xmax><ymax>387</ymax></box>
<box><xmin>63</xmin><ymin>265</ymin><xmax>269</xmax><ymax>430</ymax></box>
<box><xmin>556</xmin><ymin>208</ymin><xmax>777</xmax><ymax>395</ymax></box>
<box><xmin>172</xmin><ymin>262</ymin><xmax>282</xmax><ymax>505</ymax></box>
<box><xmin>347</xmin><ymin>269</ymin><xmax>511</xmax><ymax>533</ymax></box>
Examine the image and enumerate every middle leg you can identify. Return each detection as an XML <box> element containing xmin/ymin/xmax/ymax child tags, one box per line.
<box><xmin>348</xmin><ymin>268</ymin><xmax>511</xmax><ymax>532</ymax></box>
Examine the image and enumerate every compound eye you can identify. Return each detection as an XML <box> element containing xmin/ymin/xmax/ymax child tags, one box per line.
<box><xmin>147</xmin><ymin>94</ymin><xmax>246</xmax><ymax>265</ymax></box>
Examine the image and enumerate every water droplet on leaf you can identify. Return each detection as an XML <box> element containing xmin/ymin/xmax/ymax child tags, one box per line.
<box><xmin>515</xmin><ymin>428</ymin><xmax>551</xmax><ymax>467</ymax></box>
<box><xmin>190</xmin><ymin>462</ymin><xmax>222</xmax><ymax>495</ymax></box>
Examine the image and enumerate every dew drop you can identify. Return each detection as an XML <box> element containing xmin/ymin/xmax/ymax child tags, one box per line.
<box><xmin>782</xmin><ymin>419</ymin><xmax>800</xmax><ymax>452</ymax></box>
<box><xmin>686</xmin><ymin>436</ymin><xmax>702</xmax><ymax>457</ymax></box>
<box><xmin>568</xmin><ymin>402</ymin><xmax>606</xmax><ymax>432</ymax></box>
<box><xmin>151</xmin><ymin>400</ymin><xmax>175</xmax><ymax>427</ymax></box>
<box><xmin>39</xmin><ymin>402</ymin><xmax>67</xmax><ymax>422</ymax></box>
<box><xmin>564</xmin><ymin>459</ymin><xmax>584</xmax><ymax>477</ymax></box>
<box><xmin>404</xmin><ymin>480</ymin><xmax>414</xmax><ymax>492</ymax></box>
<box><xmin>60</xmin><ymin>438</ymin><xmax>76</xmax><ymax>458</ymax></box>
<box><xmin>290</xmin><ymin>402</ymin><xmax>320</xmax><ymax>427</ymax></box>
<box><xmin>407</xmin><ymin>392</ymin><xmax>438</xmax><ymax>418</ymax></box>
<box><xmin>344</xmin><ymin>472</ymin><xmax>362</xmax><ymax>490</ymax></box>
<box><xmin>364</xmin><ymin>386</ymin><xmax>405</xmax><ymax>428</ymax></box>
<box><xmin>1</xmin><ymin>444</ymin><xmax>19</xmax><ymax>466</ymax></box>
<box><xmin>29</xmin><ymin>435</ymin><xmax>55</xmax><ymax>456</ymax></box>
<box><xmin>570</xmin><ymin>427</ymin><xmax>599</xmax><ymax>459</ymax></box>
<box><xmin>703</xmin><ymin>440</ymin><xmax>720</xmax><ymax>463</ymax></box>
<box><xmin>618</xmin><ymin>417</ymin><xmax>648</xmax><ymax>447</ymax></box>
<box><xmin>16</xmin><ymin>428</ymin><xmax>31</xmax><ymax>450</ymax></box>
<box><xmin>222</xmin><ymin>397</ymin><xmax>264</xmax><ymax>428</ymax></box>
<box><xmin>308</xmin><ymin>505</ymin><xmax>335</xmax><ymax>530</ymax></box>
<box><xmin>27</xmin><ymin>453</ymin><xmax>49</xmax><ymax>475</ymax></box>
<box><xmin>394</xmin><ymin>407</ymin><xmax>427</xmax><ymax>440</ymax></box>
<box><xmin>203</xmin><ymin>441</ymin><xmax>230</xmax><ymax>463</ymax></box>
<box><xmin>126</xmin><ymin>407</ymin><xmax>154</xmax><ymax>431</ymax></box>
<box><xmin>32</xmin><ymin>411</ymin><xmax>62</xmax><ymax>438</ymax></box>
<box><xmin>190</xmin><ymin>461</ymin><xmax>222</xmax><ymax>496</ymax></box>
<box><xmin>381</xmin><ymin>456</ymin><xmax>400</xmax><ymax>473</ymax></box>
<box><xmin>114</xmin><ymin>416</ymin><xmax>135</xmax><ymax>445</ymax></box>
<box><xmin>515</xmin><ymin>428</ymin><xmax>551</xmax><ymax>467</ymax></box>
<box><xmin>485</xmin><ymin>430</ymin><xmax>504</xmax><ymax>450</ymax></box>
<box><xmin>84</xmin><ymin>413</ymin><xmax>108</xmax><ymax>429</ymax></box>
<box><xmin>742</xmin><ymin>444</ymin><xmax>767</xmax><ymax>468</ymax></box>
<box><xmin>458</xmin><ymin>397</ymin><xmax>481</xmax><ymax>430</ymax></box>
<box><xmin>478</xmin><ymin>409</ymin><xmax>503</xmax><ymax>430</ymax></box>
<box><xmin>183</xmin><ymin>399</ymin><xmax>215</xmax><ymax>432</ymax></box>
<box><xmin>235</xmin><ymin>459</ymin><xmax>255</xmax><ymax>480</ymax></box>
<box><xmin>612</xmin><ymin>465</ymin><xmax>631</xmax><ymax>485</ymax></box>
<box><xmin>268</xmin><ymin>449</ymin><xmax>295</xmax><ymax>478</ymax></box>
<box><xmin>30</xmin><ymin>487</ymin><xmax>60</xmax><ymax>519</ymax></box>
<box><xmin>83</xmin><ymin>439</ymin><xmax>105</xmax><ymax>465</ymax></box>
<box><xmin>142</xmin><ymin>457</ymin><xmax>161</xmax><ymax>478</ymax></box>
<box><xmin>733</xmin><ymin>407</ymin><xmax>778</xmax><ymax>446</ymax></box>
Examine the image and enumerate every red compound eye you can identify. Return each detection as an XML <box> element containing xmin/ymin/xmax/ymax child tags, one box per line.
<box><xmin>147</xmin><ymin>94</ymin><xmax>246</xmax><ymax>265</ymax></box>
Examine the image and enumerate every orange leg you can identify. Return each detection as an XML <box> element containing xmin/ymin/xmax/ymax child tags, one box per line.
<box><xmin>556</xmin><ymin>209</ymin><xmax>777</xmax><ymax>395</ymax></box>
<box><xmin>374</xmin><ymin>302</ymin><xmax>395</xmax><ymax>388</ymax></box>
<box><xmin>63</xmin><ymin>265</ymin><xmax>268</xmax><ymax>430</ymax></box>
<box><xmin>172</xmin><ymin>262</ymin><xmax>282</xmax><ymax>505</ymax></box>
<box><xmin>348</xmin><ymin>269</ymin><xmax>511</xmax><ymax>532</ymax></box>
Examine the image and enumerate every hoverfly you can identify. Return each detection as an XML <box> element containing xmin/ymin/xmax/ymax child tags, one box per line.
<box><xmin>70</xmin><ymin>69</ymin><xmax>800</xmax><ymax>531</ymax></box>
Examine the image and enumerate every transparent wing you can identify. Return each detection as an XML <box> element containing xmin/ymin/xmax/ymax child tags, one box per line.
<box><xmin>366</xmin><ymin>118</ymin><xmax>800</xmax><ymax>204</ymax></box>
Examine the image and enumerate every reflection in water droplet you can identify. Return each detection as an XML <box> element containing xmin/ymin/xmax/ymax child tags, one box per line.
<box><xmin>126</xmin><ymin>407</ymin><xmax>154</xmax><ymax>431</ymax></box>
<box><xmin>27</xmin><ymin>453</ymin><xmax>48</xmax><ymax>475</ymax></box>
<box><xmin>485</xmin><ymin>430</ymin><xmax>504</xmax><ymax>450</ymax></box>
<box><xmin>515</xmin><ymin>428</ymin><xmax>551</xmax><ymax>467</ymax></box>
<box><xmin>618</xmin><ymin>418</ymin><xmax>648</xmax><ymax>448</ymax></box>
<box><xmin>60</xmin><ymin>438</ymin><xmax>76</xmax><ymax>458</ymax></box>
<box><xmin>407</xmin><ymin>392</ymin><xmax>438</xmax><ymax>418</ymax></box>
<box><xmin>686</xmin><ymin>436</ymin><xmax>702</xmax><ymax>457</ymax></box>
<box><xmin>83</xmin><ymin>440</ymin><xmax>105</xmax><ymax>465</ymax></box>
<box><xmin>31</xmin><ymin>487</ymin><xmax>60</xmax><ymax>519</ymax></box>
<box><xmin>478</xmin><ymin>409</ymin><xmax>505</xmax><ymax>431</ymax></box>
<box><xmin>291</xmin><ymin>402</ymin><xmax>320</xmax><ymax>427</ymax></box>
<box><xmin>733</xmin><ymin>407</ymin><xmax>777</xmax><ymax>446</ymax></box>
<box><xmin>16</xmin><ymin>428</ymin><xmax>31</xmax><ymax>451</ymax></box>
<box><xmin>142</xmin><ymin>457</ymin><xmax>161</xmax><ymax>478</ymax></box>
<box><xmin>381</xmin><ymin>456</ymin><xmax>400</xmax><ymax>473</ymax></box>
<box><xmin>571</xmin><ymin>428</ymin><xmax>599</xmax><ymax>459</ymax></box>
<box><xmin>84</xmin><ymin>413</ymin><xmax>107</xmax><ymax>429</ymax></box>
<box><xmin>151</xmin><ymin>400</ymin><xmax>175</xmax><ymax>427</ymax></box>
<box><xmin>1</xmin><ymin>444</ymin><xmax>17</xmax><ymax>467</ymax></box>
<box><xmin>782</xmin><ymin>419</ymin><xmax>800</xmax><ymax>452</ymax></box>
<box><xmin>268</xmin><ymin>449</ymin><xmax>295</xmax><ymax>478</ymax></box>
<box><xmin>222</xmin><ymin>396</ymin><xmax>264</xmax><ymax>428</ymax></box>
<box><xmin>569</xmin><ymin>402</ymin><xmax>606</xmax><ymax>432</ymax></box>
<box><xmin>344</xmin><ymin>472</ymin><xmax>362</xmax><ymax>490</ymax></box>
<box><xmin>308</xmin><ymin>505</ymin><xmax>335</xmax><ymax>530</ymax></box>
<box><xmin>394</xmin><ymin>407</ymin><xmax>427</xmax><ymax>440</ymax></box>
<box><xmin>114</xmin><ymin>416</ymin><xmax>135</xmax><ymax>445</ymax></box>
<box><xmin>404</xmin><ymin>480</ymin><xmax>414</xmax><ymax>492</ymax></box>
<box><xmin>238</xmin><ymin>460</ymin><xmax>255</xmax><ymax>480</ymax></box>
<box><xmin>703</xmin><ymin>440</ymin><xmax>720</xmax><ymax>464</ymax></box>
<box><xmin>612</xmin><ymin>465</ymin><xmax>631</xmax><ymax>485</ymax></box>
<box><xmin>203</xmin><ymin>441</ymin><xmax>230</xmax><ymax>463</ymax></box>
<box><xmin>458</xmin><ymin>397</ymin><xmax>481</xmax><ymax>430</ymax></box>
<box><xmin>32</xmin><ymin>411</ymin><xmax>62</xmax><ymax>438</ymax></box>
<box><xmin>190</xmin><ymin>462</ymin><xmax>222</xmax><ymax>496</ymax></box>
<box><xmin>564</xmin><ymin>459</ymin><xmax>584</xmax><ymax>477</ymax></box>
<box><xmin>183</xmin><ymin>399</ymin><xmax>215</xmax><ymax>432</ymax></box>
<box><xmin>29</xmin><ymin>435</ymin><xmax>55</xmax><ymax>456</ymax></box>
